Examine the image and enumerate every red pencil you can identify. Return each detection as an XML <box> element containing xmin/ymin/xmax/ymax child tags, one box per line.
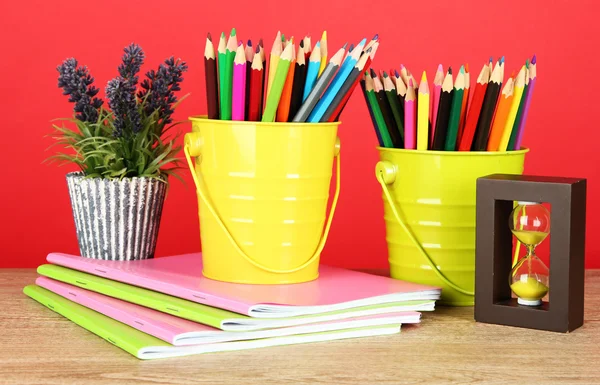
<box><xmin>458</xmin><ymin>64</ymin><xmax>490</xmax><ymax>151</ymax></box>
<box><xmin>247</xmin><ymin>46</ymin><xmax>265</xmax><ymax>121</ymax></box>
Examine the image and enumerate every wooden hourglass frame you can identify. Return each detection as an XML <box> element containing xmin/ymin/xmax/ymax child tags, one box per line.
<box><xmin>475</xmin><ymin>174</ymin><xmax>586</xmax><ymax>333</ymax></box>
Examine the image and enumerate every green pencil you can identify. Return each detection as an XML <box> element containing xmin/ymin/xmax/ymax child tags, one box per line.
<box><xmin>445</xmin><ymin>66</ymin><xmax>465</xmax><ymax>151</ymax></box>
<box><xmin>382</xmin><ymin>72</ymin><xmax>405</xmax><ymax>143</ymax></box>
<box><xmin>217</xmin><ymin>32</ymin><xmax>227</xmax><ymax>120</ymax></box>
<box><xmin>261</xmin><ymin>41</ymin><xmax>294</xmax><ymax>122</ymax></box>
<box><xmin>221</xmin><ymin>28</ymin><xmax>237</xmax><ymax>120</ymax></box>
<box><xmin>508</xmin><ymin>63</ymin><xmax>530</xmax><ymax>150</ymax></box>
<box><xmin>365</xmin><ymin>72</ymin><xmax>393</xmax><ymax>147</ymax></box>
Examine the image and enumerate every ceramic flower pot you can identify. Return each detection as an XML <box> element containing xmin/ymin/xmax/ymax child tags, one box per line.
<box><xmin>65</xmin><ymin>172</ymin><xmax>167</xmax><ymax>261</ymax></box>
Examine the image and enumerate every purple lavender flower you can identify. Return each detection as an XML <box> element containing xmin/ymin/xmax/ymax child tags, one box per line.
<box><xmin>57</xmin><ymin>58</ymin><xmax>103</xmax><ymax>122</ymax></box>
<box><xmin>106</xmin><ymin>77</ymin><xmax>141</xmax><ymax>137</ymax></box>
<box><xmin>118</xmin><ymin>43</ymin><xmax>145</xmax><ymax>87</ymax></box>
<box><xmin>138</xmin><ymin>57</ymin><xmax>188</xmax><ymax>126</ymax></box>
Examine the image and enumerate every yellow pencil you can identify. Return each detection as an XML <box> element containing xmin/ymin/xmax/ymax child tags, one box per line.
<box><xmin>266</xmin><ymin>31</ymin><xmax>282</xmax><ymax>100</ymax></box>
<box><xmin>417</xmin><ymin>71</ymin><xmax>430</xmax><ymax>150</ymax></box>
<box><xmin>498</xmin><ymin>66</ymin><xmax>526</xmax><ymax>151</ymax></box>
<box><xmin>318</xmin><ymin>30</ymin><xmax>327</xmax><ymax>76</ymax></box>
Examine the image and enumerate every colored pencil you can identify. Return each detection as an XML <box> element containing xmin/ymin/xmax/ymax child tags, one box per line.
<box><xmin>303</xmin><ymin>42</ymin><xmax>321</xmax><ymax>101</ymax></box>
<box><xmin>431</xmin><ymin>68</ymin><xmax>454</xmax><ymax>150</ymax></box>
<box><xmin>364</xmin><ymin>34</ymin><xmax>379</xmax><ymax>51</ymax></box>
<box><xmin>486</xmin><ymin>76</ymin><xmax>514</xmax><ymax>151</ymax></box>
<box><xmin>507</xmin><ymin>65</ymin><xmax>529</xmax><ymax>151</ymax></box>
<box><xmin>364</xmin><ymin>72</ymin><xmax>393</xmax><ymax>147</ymax></box>
<box><xmin>512</xmin><ymin>55</ymin><xmax>536</xmax><ymax>150</ymax></box>
<box><xmin>322</xmin><ymin>47</ymin><xmax>372</xmax><ymax>122</ymax></box>
<box><xmin>292</xmin><ymin>45</ymin><xmax>344</xmax><ymax>122</ymax></box>
<box><xmin>399</xmin><ymin>64</ymin><xmax>409</xmax><ymax>87</ymax></box>
<box><xmin>244</xmin><ymin>40</ymin><xmax>254</xmax><ymax>119</ymax></box>
<box><xmin>472</xmin><ymin>59</ymin><xmax>503</xmax><ymax>151</ymax></box>
<box><xmin>217</xmin><ymin>32</ymin><xmax>227</xmax><ymax>119</ymax></box>
<box><xmin>258</xmin><ymin>39</ymin><xmax>266</xmax><ymax>114</ymax></box>
<box><xmin>247</xmin><ymin>46</ymin><xmax>264</xmax><ymax>121</ymax></box>
<box><xmin>417</xmin><ymin>71</ymin><xmax>430</xmax><ymax>150</ymax></box>
<box><xmin>381</xmin><ymin>70</ymin><xmax>404</xmax><ymax>140</ymax></box>
<box><xmin>276</xmin><ymin>42</ymin><xmax>296</xmax><ymax>122</ymax></box>
<box><xmin>395</xmin><ymin>74</ymin><xmax>407</xmax><ymax>108</ymax></box>
<box><xmin>204</xmin><ymin>33</ymin><xmax>219</xmax><ymax>119</ymax></box>
<box><xmin>266</xmin><ymin>31</ymin><xmax>282</xmax><ymax>102</ymax></box>
<box><xmin>409</xmin><ymin>72</ymin><xmax>418</xmax><ymax>90</ymax></box>
<box><xmin>329</xmin><ymin>47</ymin><xmax>375</xmax><ymax>122</ymax></box>
<box><xmin>457</xmin><ymin>63</ymin><xmax>470</xmax><ymax>143</ymax></box>
<box><xmin>458</xmin><ymin>64</ymin><xmax>490</xmax><ymax>151</ymax></box>
<box><xmin>288</xmin><ymin>44</ymin><xmax>307</xmax><ymax>122</ymax></box>
<box><xmin>303</xmin><ymin>35</ymin><xmax>312</xmax><ymax>62</ymax></box>
<box><xmin>309</xmin><ymin>39</ymin><xmax>365</xmax><ymax>122</ymax></box>
<box><xmin>374</xmin><ymin>70</ymin><xmax>403</xmax><ymax>148</ymax></box>
<box><xmin>261</xmin><ymin>41</ymin><xmax>294</xmax><ymax>122</ymax></box>
<box><xmin>444</xmin><ymin>66</ymin><xmax>465</xmax><ymax>151</ymax></box>
<box><xmin>361</xmin><ymin>76</ymin><xmax>383</xmax><ymax>146</ymax></box>
<box><xmin>431</xmin><ymin>64</ymin><xmax>444</xmax><ymax>146</ymax></box>
<box><xmin>318</xmin><ymin>30</ymin><xmax>328</xmax><ymax>77</ymax></box>
<box><xmin>404</xmin><ymin>78</ymin><xmax>417</xmax><ymax>149</ymax></box>
<box><xmin>498</xmin><ymin>66</ymin><xmax>526</xmax><ymax>151</ymax></box>
<box><xmin>218</xmin><ymin>28</ymin><xmax>237</xmax><ymax>120</ymax></box>
<box><xmin>231</xmin><ymin>44</ymin><xmax>247</xmax><ymax>121</ymax></box>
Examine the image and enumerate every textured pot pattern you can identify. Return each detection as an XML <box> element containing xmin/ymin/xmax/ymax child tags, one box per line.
<box><xmin>66</xmin><ymin>172</ymin><xmax>167</xmax><ymax>261</ymax></box>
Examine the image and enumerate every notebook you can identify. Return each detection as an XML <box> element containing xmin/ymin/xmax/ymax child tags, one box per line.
<box><xmin>37</xmin><ymin>276</ymin><xmax>420</xmax><ymax>346</ymax></box>
<box><xmin>38</xmin><ymin>264</ymin><xmax>435</xmax><ymax>331</ymax></box>
<box><xmin>24</xmin><ymin>285</ymin><xmax>402</xmax><ymax>360</ymax></box>
<box><xmin>47</xmin><ymin>252</ymin><xmax>441</xmax><ymax>317</ymax></box>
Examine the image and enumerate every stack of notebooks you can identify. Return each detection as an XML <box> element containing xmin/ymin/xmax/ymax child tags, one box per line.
<box><xmin>25</xmin><ymin>253</ymin><xmax>441</xmax><ymax>360</ymax></box>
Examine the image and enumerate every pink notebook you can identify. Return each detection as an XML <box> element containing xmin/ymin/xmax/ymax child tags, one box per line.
<box><xmin>47</xmin><ymin>253</ymin><xmax>440</xmax><ymax>317</ymax></box>
<box><xmin>36</xmin><ymin>276</ymin><xmax>421</xmax><ymax>346</ymax></box>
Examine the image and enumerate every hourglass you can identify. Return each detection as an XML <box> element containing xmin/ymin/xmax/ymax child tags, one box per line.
<box><xmin>509</xmin><ymin>202</ymin><xmax>550</xmax><ymax>306</ymax></box>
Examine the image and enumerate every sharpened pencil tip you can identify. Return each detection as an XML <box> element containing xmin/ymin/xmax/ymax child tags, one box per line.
<box><xmin>465</xmin><ymin>63</ymin><xmax>469</xmax><ymax>72</ymax></box>
<box><xmin>532</xmin><ymin>54</ymin><xmax>537</xmax><ymax>64</ymax></box>
<box><xmin>281</xmin><ymin>33</ymin><xmax>285</xmax><ymax>42</ymax></box>
<box><xmin>342</xmin><ymin>43</ymin><xmax>348</xmax><ymax>49</ymax></box>
<box><xmin>421</xmin><ymin>71</ymin><xmax>427</xmax><ymax>81</ymax></box>
<box><xmin>321</xmin><ymin>30</ymin><xmax>327</xmax><ymax>40</ymax></box>
<box><xmin>207</xmin><ymin>32</ymin><xmax>212</xmax><ymax>41</ymax></box>
<box><xmin>383</xmin><ymin>71</ymin><xmax>389</xmax><ymax>78</ymax></box>
<box><xmin>259</xmin><ymin>38</ymin><xmax>264</xmax><ymax>47</ymax></box>
<box><xmin>525</xmin><ymin>58</ymin><xmax>530</xmax><ymax>68</ymax></box>
<box><xmin>394</xmin><ymin>69</ymin><xmax>400</xmax><ymax>78</ymax></box>
<box><xmin>359</xmin><ymin>38</ymin><xmax>367</xmax><ymax>46</ymax></box>
<box><xmin>489</xmin><ymin>56</ymin><xmax>493</xmax><ymax>63</ymax></box>
<box><xmin>500</xmin><ymin>56</ymin><xmax>505</xmax><ymax>64</ymax></box>
<box><xmin>448</xmin><ymin>67</ymin><xmax>452</xmax><ymax>74</ymax></box>
<box><xmin>373</xmin><ymin>33</ymin><xmax>379</xmax><ymax>40</ymax></box>
<box><xmin>230</xmin><ymin>28</ymin><xmax>236</xmax><ymax>37</ymax></box>
<box><xmin>348</xmin><ymin>44</ymin><xmax>354</xmax><ymax>52</ymax></box>
<box><xmin>437</xmin><ymin>64</ymin><xmax>443</xmax><ymax>72</ymax></box>
<box><xmin>409</xmin><ymin>78</ymin><xmax>414</xmax><ymax>87</ymax></box>
<box><xmin>238</xmin><ymin>42</ymin><xmax>243</xmax><ymax>46</ymax></box>
<box><xmin>315</xmin><ymin>41</ymin><xmax>320</xmax><ymax>48</ymax></box>
<box><xmin>370</xmin><ymin>68</ymin><xmax>376</xmax><ymax>77</ymax></box>
<box><xmin>256</xmin><ymin>45</ymin><xmax>260</xmax><ymax>54</ymax></box>
<box><xmin>299</xmin><ymin>40</ymin><xmax>304</xmax><ymax>48</ymax></box>
<box><xmin>247</xmin><ymin>40</ymin><xmax>252</xmax><ymax>47</ymax></box>
<box><xmin>221</xmin><ymin>32</ymin><xmax>225</xmax><ymax>38</ymax></box>
<box><xmin>459</xmin><ymin>65</ymin><xmax>465</xmax><ymax>73</ymax></box>
<box><xmin>400</xmin><ymin>64</ymin><xmax>405</xmax><ymax>70</ymax></box>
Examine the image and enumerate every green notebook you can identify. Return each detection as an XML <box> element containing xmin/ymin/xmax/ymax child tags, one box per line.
<box><xmin>37</xmin><ymin>264</ymin><xmax>436</xmax><ymax>331</ymax></box>
<box><xmin>24</xmin><ymin>285</ymin><xmax>401</xmax><ymax>360</ymax></box>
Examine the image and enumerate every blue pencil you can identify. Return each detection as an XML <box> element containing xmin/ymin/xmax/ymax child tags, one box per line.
<box><xmin>303</xmin><ymin>41</ymin><xmax>321</xmax><ymax>101</ymax></box>
<box><xmin>307</xmin><ymin>39</ymin><xmax>365</xmax><ymax>122</ymax></box>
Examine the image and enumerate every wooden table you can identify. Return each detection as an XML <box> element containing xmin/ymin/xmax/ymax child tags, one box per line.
<box><xmin>2</xmin><ymin>269</ymin><xmax>600</xmax><ymax>385</ymax></box>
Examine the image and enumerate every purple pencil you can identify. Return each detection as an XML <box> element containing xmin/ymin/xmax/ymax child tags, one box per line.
<box><xmin>514</xmin><ymin>55</ymin><xmax>537</xmax><ymax>150</ymax></box>
<box><xmin>231</xmin><ymin>43</ymin><xmax>247</xmax><ymax>121</ymax></box>
<box><xmin>404</xmin><ymin>78</ymin><xmax>417</xmax><ymax>149</ymax></box>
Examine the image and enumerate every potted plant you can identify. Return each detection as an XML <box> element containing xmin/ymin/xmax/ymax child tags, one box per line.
<box><xmin>50</xmin><ymin>44</ymin><xmax>188</xmax><ymax>261</ymax></box>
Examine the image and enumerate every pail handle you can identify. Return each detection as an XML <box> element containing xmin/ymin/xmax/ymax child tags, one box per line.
<box><xmin>184</xmin><ymin>132</ymin><xmax>341</xmax><ymax>274</ymax></box>
<box><xmin>375</xmin><ymin>161</ymin><xmax>475</xmax><ymax>296</ymax></box>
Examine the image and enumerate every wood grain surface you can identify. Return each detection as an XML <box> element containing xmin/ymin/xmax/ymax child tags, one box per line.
<box><xmin>2</xmin><ymin>269</ymin><xmax>600</xmax><ymax>385</ymax></box>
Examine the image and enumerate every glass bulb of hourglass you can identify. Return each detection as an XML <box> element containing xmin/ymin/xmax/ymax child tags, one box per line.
<box><xmin>508</xmin><ymin>202</ymin><xmax>551</xmax><ymax>306</ymax></box>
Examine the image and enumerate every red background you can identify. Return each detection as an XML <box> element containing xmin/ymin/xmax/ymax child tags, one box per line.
<box><xmin>0</xmin><ymin>0</ymin><xmax>597</xmax><ymax>268</ymax></box>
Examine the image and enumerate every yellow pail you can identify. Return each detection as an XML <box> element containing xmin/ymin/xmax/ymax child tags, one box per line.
<box><xmin>184</xmin><ymin>117</ymin><xmax>340</xmax><ymax>284</ymax></box>
<box><xmin>375</xmin><ymin>148</ymin><xmax>528</xmax><ymax>305</ymax></box>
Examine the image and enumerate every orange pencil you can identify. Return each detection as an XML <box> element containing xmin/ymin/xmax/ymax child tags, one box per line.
<box><xmin>487</xmin><ymin>75</ymin><xmax>515</xmax><ymax>151</ymax></box>
<box><xmin>276</xmin><ymin>41</ymin><xmax>297</xmax><ymax>122</ymax></box>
